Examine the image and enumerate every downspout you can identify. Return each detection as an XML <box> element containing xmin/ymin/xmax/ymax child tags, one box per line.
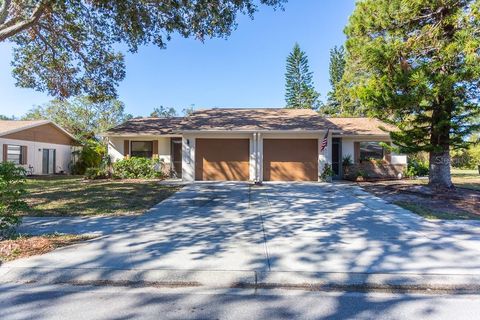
<box><xmin>257</xmin><ymin>132</ymin><xmax>262</xmax><ymax>184</ymax></box>
<box><xmin>253</xmin><ymin>132</ymin><xmax>258</xmax><ymax>182</ymax></box>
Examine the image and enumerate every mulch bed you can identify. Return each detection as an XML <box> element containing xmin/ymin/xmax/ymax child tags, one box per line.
<box><xmin>0</xmin><ymin>235</ymin><xmax>95</xmax><ymax>263</ymax></box>
<box><xmin>359</xmin><ymin>181</ymin><xmax>480</xmax><ymax>218</ymax></box>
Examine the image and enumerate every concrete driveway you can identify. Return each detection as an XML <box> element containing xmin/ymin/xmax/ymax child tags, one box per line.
<box><xmin>3</xmin><ymin>182</ymin><xmax>480</xmax><ymax>288</ymax></box>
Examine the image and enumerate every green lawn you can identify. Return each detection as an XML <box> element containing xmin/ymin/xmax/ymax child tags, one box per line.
<box><xmin>451</xmin><ymin>169</ymin><xmax>480</xmax><ymax>191</ymax></box>
<box><xmin>410</xmin><ymin>169</ymin><xmax>480</xmax><ymax>191</ymax></box>
<box><xmin>23</xmin><ymin>176</ymin><xmax>181</xmax><ymax>216</ymax></box>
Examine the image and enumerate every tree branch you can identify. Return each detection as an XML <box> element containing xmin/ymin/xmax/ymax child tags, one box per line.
<box><xmin>0</xmin><ymin>0</ymin><xmax>11</xmax><ymax>25</ymax></box>
<box><xmin>0</xmin><ymin>0</ymin><xmax>51</xmax><ymax>42</ymax></box>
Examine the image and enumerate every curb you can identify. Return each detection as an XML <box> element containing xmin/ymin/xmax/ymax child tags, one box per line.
<box><xmin>2</xmin><ymin>267</ymin><xmax>480</xmax><ymax>294</ymax></box>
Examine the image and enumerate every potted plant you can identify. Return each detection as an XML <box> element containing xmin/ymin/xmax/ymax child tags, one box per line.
<box><xmin>355</xmin><ymin>170</ymin><xmax>367</xmax><ymax>182</ymax></box>
<box><xmin>320</xmin><ymin>163</ymin><xmax>334</xmax><ymax>182</ymax></box>
<box><xmin>342</xmin><ymin>155</ymin><xmax>353</xmax><ymax>179</ymax></box>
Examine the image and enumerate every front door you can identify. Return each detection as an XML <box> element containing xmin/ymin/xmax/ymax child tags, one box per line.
<box><xmin>332</xmin><ymin>138</ymin><xmax>342</xmax><ymax>179</ymax></box>
<box><xmin>170</xmin><ymin>138</ymin><xmax>182</xmax><ymax>178</ymax></box>
<box><xmin>42</xmin><ymin>149</ymin><xmax>56</xmax><ymax>174</ymax></box>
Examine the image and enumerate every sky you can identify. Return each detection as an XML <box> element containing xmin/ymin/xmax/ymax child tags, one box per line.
<box><xmin>0</xmin><ymin>0</ymin><xmax>356</xmax><ymax>118</ymax></box>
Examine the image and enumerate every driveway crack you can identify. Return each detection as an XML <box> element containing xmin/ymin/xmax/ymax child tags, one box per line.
<box><xmin>250</xmin><ymin>185</ymin><xmax>272</xmax><ymax>271</ymax></box>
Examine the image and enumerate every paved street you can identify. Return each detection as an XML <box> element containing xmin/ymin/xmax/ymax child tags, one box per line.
<box><xmin>1</xmin><ymin>283</ymin><xmax>480</xmax><ymax>320</ymax></box>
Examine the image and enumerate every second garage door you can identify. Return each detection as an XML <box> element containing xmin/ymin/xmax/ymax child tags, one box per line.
<box><xmin>195</xmin><ymin>139</ymin><xmax>250</xmax><ymax>181</ymax></box>
<box><xmin>263</xmin><ymin>139</ymin><xmax>318</xmax><ymax>181</ymax></box>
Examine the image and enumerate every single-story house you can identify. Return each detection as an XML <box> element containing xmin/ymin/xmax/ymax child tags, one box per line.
<box><xmin>104</xmin><ymin>108</ymin><xmax>407</xmax><ymax>182</ymax></box>
<box><xmin>0</xmin><ymin>120</ymin><xmax>77</xmax><ymax>175</ymax></box>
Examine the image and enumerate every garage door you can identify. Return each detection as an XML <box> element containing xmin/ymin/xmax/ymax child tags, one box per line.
<box><xmin>263</xmin><ymin>139</ymin><xmax>318</xmax><ymax>181</ymax></box>
<box><xmin>195</xmin><ymin>139</ymin><xmax>250</xmax><ymax>181</ymax></box>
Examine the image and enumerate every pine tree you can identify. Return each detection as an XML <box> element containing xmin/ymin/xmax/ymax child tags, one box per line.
<box><xmin>321</xmin><ymin>45</ymin><xmax>346</xmax><ymax>115</ymax></box>
<box><xmin>344</xmin><ymin>0</ymin><xmax>480</xmax><ymax>189</ymax></box>
<box><xmin>285</xmin><ymin>43</ymin><xmax>320</xmax><ymax>109</ymax></box>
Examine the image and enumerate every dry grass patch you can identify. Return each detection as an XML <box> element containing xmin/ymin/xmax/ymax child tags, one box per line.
<box><xmin>0</xmin><ymin>234</ymin><xmax>95</xmax><ymax>262</ymax></box>
<box><xmin>360</xmin><ymin>171</ymin><xmax>480</xmax><ymax>221</ymax></box>
<box><xmin>23</xmin><ymin>176</ymin><xmax>181</xmax><ymax>216</ymax></box>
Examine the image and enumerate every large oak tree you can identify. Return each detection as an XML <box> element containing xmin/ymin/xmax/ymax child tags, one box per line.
<box><xmin>344</xmin><ymin>0</ymin><xmax>480</xmax><ymax>189</ymax></box>
<box><xmin>0</xmin><ymin>0</ymin><xmax>284</xmax><ymax>100</ymax></box>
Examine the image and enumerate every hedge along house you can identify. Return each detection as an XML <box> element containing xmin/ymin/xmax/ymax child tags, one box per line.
<box><xmin>104</xmin><ymin>108</ymin><xmax>407</xmax><ymax>182</ymax></box>
<box><xmin>0</xmin><ymin>120</ymin><xmax>77</xmax><ymax>175</ymax></box>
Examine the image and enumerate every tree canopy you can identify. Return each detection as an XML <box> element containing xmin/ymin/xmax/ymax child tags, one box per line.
<box><xmin>344</xmin><ymin>0</ymin><xmax>480</xmax><ymax>189</ymax></box>
<box><xmin>284</xmin><ymin>43</ymin><xmax>320</xmax><ymax>109</ymax></box>
<box><xmin>23</xmin><ymin>96</ymin><xmax>131</xmax><ymax>139</ymax></box>
<box><xmin>150</xmin><ymin>106</ymin><xmax>177</xmax><ymax>118</ymax></box>
<box><xmin>0</xmin><ymin>0</ymin><xmax>285</xmax><ymax>101</ymax></box>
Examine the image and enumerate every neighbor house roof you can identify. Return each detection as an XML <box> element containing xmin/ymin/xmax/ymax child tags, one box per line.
<box><xmin>0</xmin><ymin>120</ymin><xmax>77</xmax><ymax>140</ymax></box>
<box><xmin>105</xmin><ymin>117</ymin><xmax>184</xmax><ymax>136</ymax></box>
<box><xmin>181</xmin><ymin>108</ymin><xmax>339</xmax><ymax>131</ymax></box>
<box><xmin>328</xmin><ymin>117</ymin><xmax>396</xmax><ymax>136</ymax></box>
<box><xmin>104</xmin><ymin>109</ymin><xmax>396</xmax><ymax>136</ymax></box>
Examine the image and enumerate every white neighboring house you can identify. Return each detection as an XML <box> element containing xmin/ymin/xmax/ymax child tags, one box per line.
<box><xmin>0</xmin><ymin>120</ymin><xmax>77</xmax><ymax>175</ymax></box>
<box><xmin>104</xmin><ymin>108</ymin><xmax>408</xmax><ymax>182</ymax></box>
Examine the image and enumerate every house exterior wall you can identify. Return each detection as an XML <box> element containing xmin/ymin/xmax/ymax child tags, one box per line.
<box><xmin>181</xmin><ymin>132</ymin><xmax>253</xmax><ymax>182</ymax></box>
<box><xmin>339</xmin><ymin>136</ymin><xmax>407</xmax><ymax>165</ymax></box>
<box><xmin>107</xmin><ymin>132</ymin><xmax>406</xmax><ymax>182</ymax></box>
<box><xmin>0</xmin><ymin>137</ymin><xmax>73</xmax><ymax>174</ymax></box>
<box><xmin>107</xmin><ymin>136</ymin><xmax>174</xmax><ymax>164</ymax></box>
<box><xmin>2</xmin><ymin>123</ymin><xmax>75</xmax><ymax>145</ymax></box>
<box><xmin>181</xmin><ymin>131</ymin><xmax>331</xmax><ymax>182</ymax></box>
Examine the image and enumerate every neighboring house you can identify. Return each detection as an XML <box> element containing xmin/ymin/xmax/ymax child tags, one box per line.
<box><xmin>104</xmin><ymin>108</ymin><xmax>407</xmax><ymax>182</ymax></box>
<box><xmin>0</xmin><ymin>120</ymin><xmax>77</xmax><ymax>175</ymax></box>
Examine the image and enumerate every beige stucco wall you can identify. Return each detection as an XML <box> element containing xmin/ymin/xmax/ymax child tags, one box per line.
<box><xmin>181</xmin><ymin>131</ymin><xmax>331</xmax><ymax>182</ymax></box>
<box><xmin>107</xmin><ymin>132</ymin><xmax>405</xmax><ymax>182</ymax></box>
<box><xmin>107</xmin><ymin>136</ymin><xmax>174</xmax><ymax>163</ymax></box>
<box><xmin>340</xmin><ymin>136</ymin><xmax>407</xmax><ymax>165</ymax></box>
<box><xmin>0</xmin><ymin>137</ymin><xmax>73</xmax><ymax>174</ymax></box>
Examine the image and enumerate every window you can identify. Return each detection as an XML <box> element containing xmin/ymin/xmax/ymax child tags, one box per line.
<box><xmin>6</xmin><ymin>145</ymin><xmax>24</xmax><ymax>164</ymax></box>
<box><xmin>360</xmin><ymin>142</ymin><xmax>384</xmax><ymax>161</ymax></box>
<box><xmin>130</xmin><ymin>141</ymin><xmax>153</xmax><ymax>158</ymax></box>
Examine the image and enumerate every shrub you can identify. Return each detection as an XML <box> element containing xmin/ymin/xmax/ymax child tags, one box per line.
<box><xmin>112</xmin><ymin>157</ymin><xmax>166</xmax><ymax>179</ymax></box>
<box><xmin>85</xmin><ymin>167</ymin><xmax>110</xmax><ymax>180</ymax></box>
<box><xmin>71</xmin><ymin>139</ymin><xmax>106</xmax><ymax>175</ymax></box>
<box><xmin>405</xmin><ymin>158</ymin><xmax>429</xmax><ymax>178</ymax></box>
<box><xmin>320</xmin><ymin>163</ymin><xmax>334</xmax><ymax>182</ymax></box>
<box><xmin>342</xmin><ymin>155</ymin><xmax>353</xmax><ymax>167</ymax></box>
<box><xmin>0</xmin><ymin>162</ymin><xmax>28</xmax><ymax>239</ymax></box>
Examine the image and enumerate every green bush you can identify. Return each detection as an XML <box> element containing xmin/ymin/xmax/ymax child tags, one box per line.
<box><xmin>71</xmin><ymin>139</ymin><xmax>106</xmax><ymax>175</ymax></box>
<box><xmin>405</xmin><ymin>158</ymin><xmax>429</xmax><ymax>178</ymax></box>
<box><xmin>112</xmin><ymin>157</ymin><xmax>166</xmax><ymax>179</ymax></box>
<box><xmin>85</xmin><ymin>167</ymin><xmax>110</xmax><ymax>180</ymax></box>
<box><xmin>320</xmin><ymin>163</ymin><xmax>334</xmax><ymax>182</ymax></box>
<box><xmin>0</xmin><ymin>162</ymin><xmax>28</xmax><ymax>239</ymax></box>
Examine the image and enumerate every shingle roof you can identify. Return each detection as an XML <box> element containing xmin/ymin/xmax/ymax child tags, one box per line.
<box><xmin>327</xmin><ymin>117</ymin><xmax>395</xmax><ymax>135</ymax></box>
<box><xmin>104</xmin><ymin>109</ymin><xmax>396</xmax><ymax>136</ymax></box>
<box><xmin>181</xmin><ymin>108</ymin><xmax>339</xmax><ymax>131</ymax></box>
<box><xmin>105</xmin><ymin>117</ymin><xmax>183</xmax><ymax>135</ymax></box>
<box><xmin>0</xmin><ymin>120</ymin><xmax>50</xmax><ymax>136</ymax></box>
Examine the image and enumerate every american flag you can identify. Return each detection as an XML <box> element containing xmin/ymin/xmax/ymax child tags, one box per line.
<box><xmin>320</xmin><ymin>129</ymin><xmax>329</xmax><ymax>152</ymax></box>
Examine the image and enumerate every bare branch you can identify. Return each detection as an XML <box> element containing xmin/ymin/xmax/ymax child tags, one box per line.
<box><xmin>0</xmin><ymin>0</ymin><xmax>51</xmax><ymax>42</ymax></box>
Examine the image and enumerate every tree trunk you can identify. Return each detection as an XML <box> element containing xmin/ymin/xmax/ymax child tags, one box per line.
<box><xmin>428</xmin><ymin>99</ymin><xmax>454</xmax><ymax>190</ymax></box>
<box><xmin>428</xmin><ymin>150</ymin><xmax>454</xmax><ymax>189</ymax></box>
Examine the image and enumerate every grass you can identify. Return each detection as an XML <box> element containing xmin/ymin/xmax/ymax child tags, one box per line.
<box><xmin>410</xmin><ymin>168</ymin><xmax>480</xmax><ymax>191</ymax></box>
<box><xmin>394</xmin><ymin>201</ymin><xmax>480</xmax><ymax>221</ymax></box>
<box><xmin>23</xmin><ymin>176</ymin><xmax>181</xmax><ymax>216</ymax></box>
<box><xmin>451</xmin><ymin>168</ymin><xmax>480</xmax><ymax>191</ymax></box>
<box><xmin>0</xmin><ymin>234</ymin><xmax>95</xmax><ymax>262</ymax></box>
